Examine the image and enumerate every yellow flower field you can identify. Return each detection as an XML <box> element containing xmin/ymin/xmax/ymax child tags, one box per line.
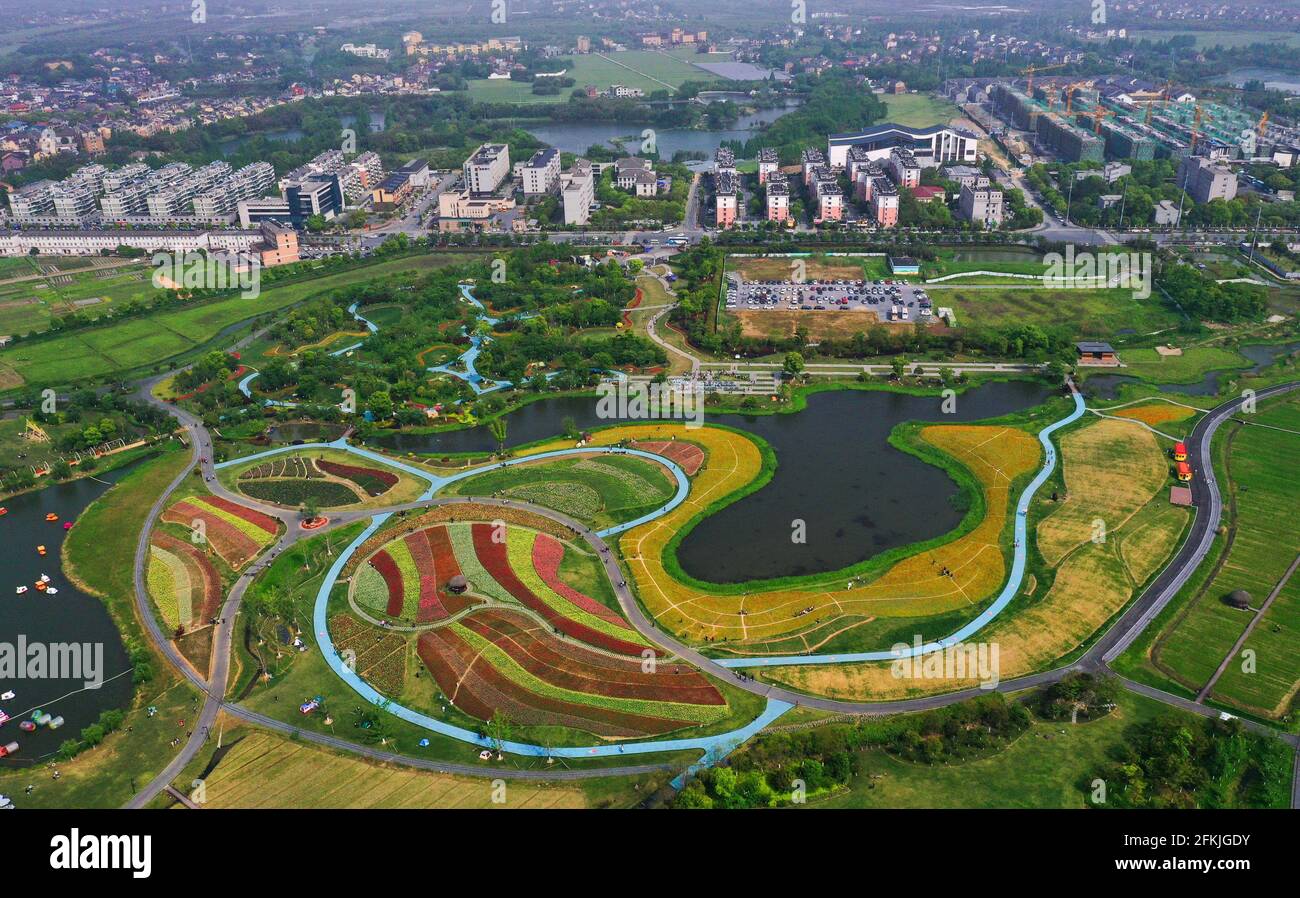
<box><xmin>522</xmin><ymin>421</ymin><xmax>1041</xmax><ymax>649</ymax></box>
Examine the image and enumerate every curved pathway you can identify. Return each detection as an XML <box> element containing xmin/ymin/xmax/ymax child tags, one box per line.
<box><xmin>124</xmin><ymin>347</ymin><xmax>1300</xmax><ymax>804</ymax></box>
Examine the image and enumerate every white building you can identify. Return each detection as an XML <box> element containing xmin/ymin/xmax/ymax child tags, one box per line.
<box><xmin>463</xmin><ymin>143</ymin><xmax>511</xmax><ymax>195</ymax></box>
<box><xmin>521</xmin><ymin>148</ymin><xmax>561</xmax><ymax>196</ymax></box>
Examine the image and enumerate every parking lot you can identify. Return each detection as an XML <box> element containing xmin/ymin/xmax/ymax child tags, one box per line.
<box><xmin>724</xmin><ymin>275</ymin><xmax>933</xmax><ymax>324</ymax></box>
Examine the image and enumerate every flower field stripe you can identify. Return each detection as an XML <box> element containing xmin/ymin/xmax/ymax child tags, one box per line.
<box><xmin>426</xmin><ymin>526</ymin><xmax>473</xmax><ymax>615</ymax></box>
<box><xmin>506</xmin><ymin>528</ymin><xmax>650</xmax><ymax>650</ymax></box>
<box><xmin>448</xmin><ymin>523</ymin><xmax>515</xmax><ymax>604</ymax></box>
<box><xmin>384</xmin><ymin>537</ymin><xmax>423</xmax><ymax>620</ymax></box>
<box><xmin>161</xmin><ymin>500</ymin><xmax>261</xmax><ymax>569</ymax></box>
<box><xmin>531</xmin><ymin>533</ymin><xmax>633</xmax><ymax>630</ymax></box>
<box><xmin>147</xmin><ymin>544</ymin><xmax>181</xmax><ymax>630</ymax></box>
<box><xmin>453</xmin><ymin>623</ymin><xmax>727</xmax><ymax>725</ymax></box>
<box><xmin>200</xmin><ymin>494</ymin><xmax>279</xmax><ymax>535</ymax></box>
<box><xmin>367</xmin><ymin>549</ymin><xmax>405</xmax><ymax>617</ymax></box>
<box><xmin>461</xmin><ymin>610</ymin><xmax>724</xmax><ymax>706</ymax></box>
<box><xmin>152</xmin><ymin>530</ymin><xmax>221</xmax><ymax>624</ymax></box>
<box><xmin>400</xmin><ymin>531</ymin><xmax>448</xmax><ymax>622</ymax></box>
<box><xmin>418</xmin><ymin>627</ymin><xmax>686</xmax><ymax>737</ymax></box>
<box><xmin>472</xmin><ymin>524</ymin><xmax>647</xmax><ymax>656</ymax></box>
<box><xmin>186</xmin><ymin>497</ymin><xmax>277</xmax><ymax>543</ymax></box>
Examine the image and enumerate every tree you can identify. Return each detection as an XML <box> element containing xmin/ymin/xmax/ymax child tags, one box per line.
<box><xmin>366</xmin><ymin>390</ymin><xmax>393</xmax><ymax>420</ymax></box>
<box><xmin>782</xmin><ymin>351</ymin><xmax>805</xmax><ymax>378</ymax></box>
<box><xmin>890</xmin><ymin>357</ymin><xmax>906</xmax><ymax>379</ymax></box>
<box><xmin>488</xmin><ymin>416</ymin><xmax>508</xmax><ymax>456</ymax></box>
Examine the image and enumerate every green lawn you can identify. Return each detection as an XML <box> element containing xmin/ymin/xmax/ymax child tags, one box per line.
<box><xmin>813</xmin><ymin>690</ymin><xmax>1235</xmax><ymax>808</ymax></box>
<box><xmin>0</xmin><ymin>255</ymin><xmax>463</xmax><ymax>390</ymax></box>
<box><xmin>441</xmin><ymin>453</ymin><xmax>678</xmax><ymax>530</ymax></box>
<box><xmin>466</xmin><ymin>50</ymin><xmax>719</xmax><ymax>102</ymax></box>
<box><xmin>881</xmin><ymin>93</ymin><xmax>960</xmax><ymax>128</ymax></box>
<box><xmin>1119</xmin><ymin>346</ymin><xmax>1252</xmax><ymax>384</ymax></box>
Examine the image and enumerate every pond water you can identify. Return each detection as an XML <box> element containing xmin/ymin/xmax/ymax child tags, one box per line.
<box><xmin>1215</xmin><ymin>68</ymin><xmax>1300</xmax><ymax>94</ymax></box>
<box><xmin>369</xmin><ymin>379</ymin><xmax>1053</xmax><ymax>582</ymax></box>
<box><xmin>0</xmin><ymin>466</ymin><xmax>137</xmax><ymax>766</ymax></box>
<box><xmin>265</xmin><ymin>421</ymin><xmax>348</xmax><ymax>444</ymax></box>
<box><xmin>523</xmin><ymin>102</ymin><xmax>802</xmax><ymax>160</ymax></box>
<box><xmin>1081</xmin><ymin>341</ymin><xmax>1300</xmax><ymax>399</ymax></box>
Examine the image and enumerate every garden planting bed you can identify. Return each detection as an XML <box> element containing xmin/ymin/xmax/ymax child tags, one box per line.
<box><xmin>161</xmin><ymin>495</ymin><xmax>278</xmax><ymax>570</ymax></box>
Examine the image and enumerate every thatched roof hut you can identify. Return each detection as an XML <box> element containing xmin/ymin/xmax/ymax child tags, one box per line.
<box><xmin>1226</xmin><ymin>589</ymin><xmax>1252</xmax><ymax>610</ymax></box>
<box><xmin>447</xmin><ymin>574</ymin><xmax>468</xmax><ymax>594</ymax></box>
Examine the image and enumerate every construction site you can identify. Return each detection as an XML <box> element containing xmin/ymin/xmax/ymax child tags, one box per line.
<box><xmin>963</xmin><ymin>68</ymin><xmax>1299</xmax><ymax>166</ymax></box>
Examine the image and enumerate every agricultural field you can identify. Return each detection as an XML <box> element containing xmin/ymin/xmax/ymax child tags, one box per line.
<box><xmin>0</xmin><ymin>254</ymin><xmax>460</xmax><ymax>391</ymax></box>
<box><xmin>936</xmin><ymin>287</ymin><xmax>1182</xmax><ymax>338</ymax></box>
<box><xmin>441</xmin><ymin>453</ymin><xmax>679</xmax><ymax>530</ymax></box>
<box><xmin>1148</xmin><ymin>394</ymin><xmax>1300</xmax><ymax>720</ymax></box>
<box><xmin>221</xmin><ymin>447</ymin><xmax>423</xmax><ymax>509</ymax></box>
<box><xmin>0</xmin><ymin>258</ymin><xmax>153</xmax><ymax>338</ymax></box>
<box><xmin>763</xmin><ymin>416</ymin><xmax>1189</xmax><ymax>700</ymax></box>
<box><xmin>171</xmin><ymin>730</ymin><xmax>662</xmax><ymax>809</ymax></box>
<box><xmin>159</xmin><ymin>492</ymin><xmax>280</xmax><ymax>570</ymax></box>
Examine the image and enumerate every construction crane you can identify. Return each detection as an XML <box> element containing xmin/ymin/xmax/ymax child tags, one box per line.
<box><xmin>1090</xmin><ymin>105</ymin><xmax>1111</xmax><ymax>134</ymax></box>
<box><xmin>1064</xmin><ymin>82</ymin><xmax>1088</xmax><ymax>114</ymax></box>
<box><xmin>1257</xmin><ymin>110</ymin><xmax>1269</xmax><ymax>140</ymax></box>
<box><xmin>1021</xmin><ymin>62</ymin><xmax>1066</xmax><ymax>96</ymax></box>
<box><xmin>1189</xmin><ymin>103</ymin><xmax>1206</xmax><ymax>153</ymax></box>
<box><xmin>1043</xmin><ymin>85</ymin><xmax>1058</xmax><ymax>110</ymax></box>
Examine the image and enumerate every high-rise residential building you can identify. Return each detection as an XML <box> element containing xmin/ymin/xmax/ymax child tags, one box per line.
<box><xmin>757</xmin><ymin>148</ymin><xmax>779</xmax><ymax>185</ymax></box>
<box><xmin>562</xmin><ymin>159</ymin><xmax>596</xmax><ymax>226</ymax></box>
<box><xmin>714</xmin><ymin>171</ymin><xmax>738</xmax><ymax>229</ymax></box>
<box><xmin>462</xmin><ymin>143</ymin><xmax>511</xmax><ymax>194</ymax></box>
<box><xmin>521</xmin><ymin>148</ymin><xmax>561</xmax><ymax>196</ymax></box>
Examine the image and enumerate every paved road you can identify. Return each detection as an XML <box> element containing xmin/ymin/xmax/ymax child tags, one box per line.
<box><xmin>122</xmin><ymin>359</ymin><xmax>1300</xmax><ymax>802</ymax></box>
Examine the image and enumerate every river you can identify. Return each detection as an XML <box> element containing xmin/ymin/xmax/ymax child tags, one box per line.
<box><xmin>1081</xmin><ymin>340</ymin><xmax>1300</xmax><ymax>399</ymax></box>
<box><xmin>0</xmin><ymin>466</ymin><xmax>136</xmax><ymax>766</ymax></box>
<box><xmin>368</xmin><ymin>379</ymin><xmax>1053</xmax><ymax>582</ymax></box>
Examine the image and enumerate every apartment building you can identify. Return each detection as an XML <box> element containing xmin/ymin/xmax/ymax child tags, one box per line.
<box><xmin>869</xmin><ymin>177</ymin><xmax>899</xmax><ymax>228</ymax></box>
<box><xmin>813</xmin><ymin>174</ymin><xmax>844</xmax><ymax>223</ymax></box>
<box><xmin>562</xmin><ymin>159</ymin><xmax>596</xmax><ymax>226</ymax></box>
<box><xmin>957</xmin><ymin>180</ymin><xmax>1004</xmax><ymax>227</ymax></box>
<box><xmin>800</xmin><ymin>148</ymin><xmax>827</xmax><ymax>188</ymax></box>
<box><xmin>887</xmin><ymin>147</ymin><xmax>921</xmax><ymax>189</ymax></box>
<box><xmin>714</xmin><ymin>171</ymin><xmax>738</xmax><ymax>229</ymax></box>
<box><xmin>520</xmin><ymin>147</ymin><xmax>561</xmax><ymax>196</ymax></box>
<box><xmin>1177</xmin><ymin>156</ymin><xmax>1238</xmax><ymax>204</ymax></box>
<box><xmin>766</xmin><ymin>175</ymin><xmax>790</xmax><ymax>224</ymax></box>
<box><xmin>715</xmin><ymin>146</ymin><xmax>736</xmax><ymax>178</ymax></box>
<box><xmin>757</xmin><ymin>148</ymin><xmax>779</xmax><ymax>185</ymax></box>
<box><xmin>463</xmin><ymin>143</ymin><xmax>510</xmax><ymax>194</ymax></box>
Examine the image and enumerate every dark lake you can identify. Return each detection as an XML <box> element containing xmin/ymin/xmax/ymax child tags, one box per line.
<box><xmin>369</xmin><ymin>380</ymin><xmax>1053</xmax><ymax>582</ymax></box>
<box><xmin>0</xmin><ymin>467</ymin><xmax>136</xmax><ymax>766</ymax></box>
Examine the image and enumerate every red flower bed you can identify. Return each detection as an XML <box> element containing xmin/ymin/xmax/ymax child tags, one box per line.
<box><xmin>620</xmin><ymin>286</ymin><xmax>644</xmax><ymax>328</ymax></box>
<box><xmin>471</xmin><ymin>524</ymin><xmax>646</xmax><ymax>656</ymax></box>
<box><xmin>425</xmin><ymin>526</ymin><xmax>473</xmax><ymax>615</ymax></box>
<box><xmin>630</xmin><ymin>440</ymin><xmax>704</xmax><ymax>476</ymax></box>
<box><xmin>203</xmin><ymin>495</ymin><xmax>279</xmax><ymax>535</ymax></box>
<box><xmin>151</xmin><ymin>530</ymin><xmax>222</xmax><ymax>625</ymax></box>
<box><xmin>531</xmin><ymin>534</ymin><xmax>632</xmax><ymax>630</ymax></box>
<box><xmin>367</xmin><ymin>549</ymin><xmax>405</xmax><ymax>618</ymax></box>
<box><xmin>417</xmin><ymin>627</ymin><xmax>683</xmax><ymax>737</ymax></box>
<box><xmin>162</xmin><ymin>502</ymin><xmax>260</xmax><ymax>569</ymax></box>
<box><xmin>462</xmin><ymin>609</ymin><xmax>723</xmax><ymax>706</ymax></box>
<box><xmin>317</xmin><ymin>460</ymin><xmax>398</xmax><ymax>496</ymax></box>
